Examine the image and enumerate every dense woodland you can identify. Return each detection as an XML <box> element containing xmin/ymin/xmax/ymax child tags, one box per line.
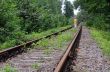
<box><xmin>74</xmin><ymin>0</ymin><xmax>110</xmax><ymax>31</ymax></box>
<box><xmin>0</xmin><ymin>0</ymin><xmax>73</xmax><ymax>49</ymax></box>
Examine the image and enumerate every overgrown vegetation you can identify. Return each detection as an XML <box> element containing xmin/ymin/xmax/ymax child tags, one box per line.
<box><xmin>32</xmin><ymin>63</ymin><xmax>40</xmax><ymax>70</ymax></box>
<box><xmin>33</xmin><ymin>28</ymin><xmax>76</xmax><ymax>54</ymax></box>
<box><xmin>0</xmin><ymin>25</ymin><xmax>70</xmax><ymax>50</ymax></box>
<box><xmin>0</xmin><ymin>0</ymin><xmax>74</xmax><ymax>50</ymax></box>
<box><xmin>0</xmin><ymin>64</ymin><xmax>17</xmax><ymax>72</ymax></box>
<box><xmin>74</xmin><ymin>0</ymin><xmax>110</xmax><ymax>30</ymax></box>
<box><xmin>91</xmin><ymin>28</ymin><xmax>110</xmax><ymax>56</ymax></box>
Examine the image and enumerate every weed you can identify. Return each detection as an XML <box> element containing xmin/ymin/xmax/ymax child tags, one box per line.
<box><xmin>90</xmin><ymin>28</ymin><xmax>110</xmax><ymax>56</ymax></box>
<box><xmin>0</xmin><ymin>64</ymin><xmax>17</xmax><ymax>72</ymax></box>
<box><xmin>0</xmin><ymin>40</ymin><xmax>16</xmax><ymax>50</ymax></box>
<box><xmin>25</xmin><ymin>25</ymin><xmax>71</xmax><ymax>41</ymax></box>
<box><xmin>0</xmin><ymin>25</ymin><xmax>71</xmax><ymax>50</ymax></box>
<box><xmin>56</xmin><ymin>29</ymin><xmax>75</xmax><ymax>49</ymax></box>
<box><xmin>32</xmin><ymin>63</ymin><xmax>40</xmax><ymax>70</ymax></box>
<box><xmin>36</xmin><ymin>28</ymin><xmax>75</xmax><ymax>49</ymax></box>
<box><xmin>37</xmin><ymin>39</ymin><xmax>49</xmax><ymax>49</ymax></box>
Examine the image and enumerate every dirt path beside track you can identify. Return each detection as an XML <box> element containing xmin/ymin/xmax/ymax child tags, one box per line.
<box><xmin>73</xmin><ymin>27</ymin><xmax>110</xmax><ymax>72</ymax></box>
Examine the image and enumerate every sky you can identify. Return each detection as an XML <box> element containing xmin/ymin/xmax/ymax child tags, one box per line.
<box><xmin>68</xmin><ymin>0</ymin><xmax>74</xmax><ymax>4</ymax></box>
<box><xmin>61</xmin><ymin>0</ymin><xmax>80</xmax><ymax>15</ymax></box>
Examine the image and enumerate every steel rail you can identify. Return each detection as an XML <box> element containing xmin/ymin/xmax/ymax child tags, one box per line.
<box><xmin>0</xmin><ymin>26</ymin><xmax>72</xmax><ymax>62</ymax></box>
<box><xmin>54</xmin><ymin>25</ymin><xmax>82</xmax><ymax>72</ymax></box>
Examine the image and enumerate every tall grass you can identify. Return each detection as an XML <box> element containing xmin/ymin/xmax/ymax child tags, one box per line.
<box><xmin>90</xmin><ymin>28</ymin><xmax>110</xmax><ymax>56</ymax></box>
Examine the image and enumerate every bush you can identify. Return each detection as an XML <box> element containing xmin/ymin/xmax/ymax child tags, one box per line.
<box><xmin>0</xmin><ymin>0</ymin><xmax>73</xmax><ymax>50</ymax></box>
<box><xmin>86</xmin><ymin>14</ymin><xmax>109</xmax><ymax>30</ymax></box>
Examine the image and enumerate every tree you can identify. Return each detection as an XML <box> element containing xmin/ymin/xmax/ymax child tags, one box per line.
<box><xmin>74</xmin><ymin>0</ymin><xmax>110</xmax><ymax>30</ymax></box>
<box><xmin>0</xmin><ymin>0</ymin><xmax>72</xmax><ymax>48</ymax></box>
<box><xmin>64</xmin><ymin>0</ymin><xmax>74</xmax><ymax>18</ymax></box>
<box><xmin>0</xmin><ymin>0</ymin><xmax>22</xmax><ymax>43</ymax></box>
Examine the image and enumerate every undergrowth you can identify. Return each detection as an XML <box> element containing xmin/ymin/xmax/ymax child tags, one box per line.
<box><xmin>33</xmin><ymin>28</ymin><xmax>76</xmax><ymax>54</ymax></box>
<box><xmin>0</xmin><ymin>25</ymin><xmax>71</xmax><ymax>50</ymax></box>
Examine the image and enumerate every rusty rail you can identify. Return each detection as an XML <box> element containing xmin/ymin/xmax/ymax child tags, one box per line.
<box><xmin>54</xmin><ymin>25</ymin><xmax>82</xmax><ymax>72</ymax></box>
<box><xmin>0</xmin><ymin>26</ymin><xmax>72</xmax><ymax>62</ymax></box>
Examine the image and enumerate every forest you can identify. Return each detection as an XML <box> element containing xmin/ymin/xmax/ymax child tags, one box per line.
<box><xmin>0</xmin><ymin>0</ymin><xmax>73</xmax><ymax>49</ymax></box>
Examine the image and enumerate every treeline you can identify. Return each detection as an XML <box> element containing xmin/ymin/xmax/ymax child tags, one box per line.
<box><xmin>74</xmin><ymin>0</ymin><xmax>110</xmax><ymax>31</ymax></box>
<box><xmin>0</xmin><ymin>0</ymin><xmax>73</xmax><ymax>47</ymax></box>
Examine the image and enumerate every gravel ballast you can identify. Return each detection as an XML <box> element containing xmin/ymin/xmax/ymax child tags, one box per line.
<box><xmin>73</xmin><ymin>26</ymin><xmax>110</xmax><ymax>72</ymax></box>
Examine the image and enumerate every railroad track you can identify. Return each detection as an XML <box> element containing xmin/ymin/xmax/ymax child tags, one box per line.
<box><xmin>54</xmin><ymin>25</ymin><xmax>82</xmax><ymax>72</ymax></box>
<box><xmin>0</xmin><ymin>26</ymin><xmax>72</xmax><ymax>62</ymax></box>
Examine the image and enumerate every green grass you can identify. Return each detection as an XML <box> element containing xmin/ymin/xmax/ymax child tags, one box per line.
<box><xmin>36</xmin><ymin>39</ymin><xmax>50</xmax><ymax>49</ymax></box>
<box><xmin>32</xmin><ymin>63</ymin><xmax>40</xmax><ymax>70</ymax></box>
<box><xmin>0</xmin><ymin>64</ymin><xmax>17</xmax><ymax>72</ymax></box>
<box><xmin>32</xmin><ymin>28</ymin><xmax>76</xmax><ymax>54</ymax></box>
<box><xmin>90</xmin><ymin>28</ymin><xmax>110</xmax><ymax>56</ymax></box>
<box><xmin>0</xmin><ymin>25</ymin><xmax>71</xmax><ymax>50</ymax></box>
<box><xmin>25</xmin><ymin>25</ymin><xmax>71</xmax><ymax>41</ymax></box>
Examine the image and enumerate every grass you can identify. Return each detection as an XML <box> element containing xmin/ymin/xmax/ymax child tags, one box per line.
<box><xmin>25</xmin><ymin>25</ymin><xmax>71</xmax><ymax>41</ymax></box>
<box><xmin>32</xmin><ymin>28</ymin><xmax>76</xmax><ymax>54</ymax></box>
<box><xmin>0</xmin><ymin>40</ymin><xmax>17</xmax><ymax>50</ymax></box>
<box><xmin>36</xmin><ymin>39</ymin><xmax>50</xmax><ymax>49</ymax></box>
<box><xmin>90</xmin><ymin>28</ymin><xmax>110</xmax><ymax>56</ymax></box>
<box><xmin>32</xmin><ymin>63</ymin><xmax>40</xmax><ymax>70</ymax></box>
<box><xmin>0</xmin><ymin>64</ymin><xmax>17</xmax><ymax>72</ymax></box>
<box><xmin>43</xmin><ymin>48</ymin><xmax>52</xmax><ymax>55</ymax></box>
<box><xmin>0</xmin><ymin>25</ymin><xmax>71</xmax><ymax>50</ymax></box>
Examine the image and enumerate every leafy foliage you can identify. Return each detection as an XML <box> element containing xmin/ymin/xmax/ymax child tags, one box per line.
<box><xmin>0</xmin><ymin>0</ymin><xmax>22</xmax><ymax>43</ymax></box>
<box><xmin>64</xmin><ymin>0</ymin><xmax>74</xmax><ymax>18</ymax></box>
<box><xmin>0</xmin><ymin>0</ymin><xmax>74</xmax><ymax>49</ymax></box>
<box><xmin>74</xmin><ymin>0</ymin><xmax>110</xmax><ymax>31</ymax></box>
<box><xmin>0</xmin><ymin>25</ymin><xmax>71</xmax><ymax>50</ymax></box>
